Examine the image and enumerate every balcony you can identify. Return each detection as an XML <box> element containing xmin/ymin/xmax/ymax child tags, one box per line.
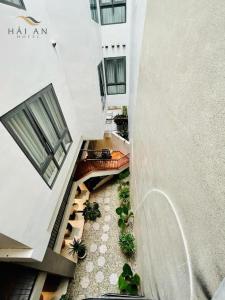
<box><xmin>74</xmin><ymin>149</ymin><xmax>129</xmax><ymax>181</ymax></box>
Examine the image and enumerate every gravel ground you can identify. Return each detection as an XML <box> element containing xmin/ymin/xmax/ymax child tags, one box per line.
<box><xmin>67</xmin><ymin>180</ymin><xmax>136</xmax><ymax>299</ymax></box>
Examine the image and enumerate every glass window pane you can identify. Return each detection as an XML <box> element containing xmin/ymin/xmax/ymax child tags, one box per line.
<box><xmin>63</xmin><ymin>133</ymin><xmax>72</xmax><ymax>150</ymax></box>
<box><xmin>7</xmin><ymin>110</ymin><xmax>48</xmax><ymax>169</ymax></box>
<box><xmin>114</xmin><ymin>5</ymin><xmax>126</xmax><ymax>23</ymax></box>
<box><xmin>43</xmin><ymin>161</ymin><xmax>58</xmax><ymax>185</ymax></box>
<box><xmin>4</xmin><ymin>0</ymin><xmax>23</xmax><ymax>5</ymax></box>
<box><xmin>106</xmin><ymin>60</ymin><xmax>115</xmax><ymax>84</ymax></box>
<box><xmin>101</xmin><ymin>7</ymin><xmax>113</xmax><ymax>24</ymax></box>
<box><xmin>116</xmin><ymin>58</ymin><xmax>125</xmax><ymax>82</ymax></box>
<box><xmin>29</xmin><ymin>99</ymin><xmax>59</xmax><ymax>148</ymax></box>
<box><xmin>43</xmin><ymin>91</ymin><xmax>65</xmax><ymax>135</ymax></box>
<box><xmin>54</xmin><ymin>145</ymin><xmax>65</xmax><ymax>166</ymax></box>
<box><xmin>108</xmin><ymin>85</ymin><xmax>117</xmax><ymax>94</ymax></box>
<box><xmin>117</xmin><ymin>84</ymin><xmax>126</xmax><ymax>94</ymax></box>
<box><xmin>90</xmin><ymin>0</ymin><xmax>98</xmax><ymax>22</ymax></box>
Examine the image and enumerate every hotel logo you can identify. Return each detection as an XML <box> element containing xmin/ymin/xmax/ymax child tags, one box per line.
<box><xmin>8</xmin><ymin>16</ymin><xmax>47</xmax><ymax>39</ymax></box>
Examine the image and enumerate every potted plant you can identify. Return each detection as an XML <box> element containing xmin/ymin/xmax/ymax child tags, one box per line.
<box><xmin>83</xmin><ymin>201</ymin><xmax>101</xmax><ymax>221</ymax></box>
<box><xmin>69</xmin><ymin>211</ymin><xmax>76</xmax><ymax>220</ymax></box>
<box><xmin>69</xmin><ymin>238</ymin><xmax>87</xmax><ymax>260</ymax></box>
<box><xmin>118</xmin><ymin>263</ymin><xmax>141</xmax><ymax>295</ymax></box>
<box><xmin>119</xmin><ymin>232</ymin><xmax>135</xmax><ymax>257</ymax></box>
<box><xmin>116</xmin><ymin>205</ymin><xmax>134</xmax><ymax>232</ymax></box>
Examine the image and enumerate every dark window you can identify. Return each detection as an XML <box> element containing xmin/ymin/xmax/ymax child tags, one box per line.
<box><xmin>99</xmin><ymin>0</ymin><xmax>126</xmax><ymax>25</ymax></box>
<box><xmin>98</xmin><ymin>61</ymin><xmax>106</xmax><ymax>109</ymax></box>
<box><xmin>0</xmin><ymin>84</ymin><xmax>72</xmax><ymax>188</ymax></box>
<box><xmin>90</xmin><ymin>0</ymin><xmax>99</xmax><ymax>23</ymax></box>
<box><xmin>104</xmin><ymin>56</ymin><xmax>126</xmax><ymax>95</ymax></box>
<box><xmin>0</xmin><ymin>0</ymin><xmax>25</xmax><ymax>9</ymax></box>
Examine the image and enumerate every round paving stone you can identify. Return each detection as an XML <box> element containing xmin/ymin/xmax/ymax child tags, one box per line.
<box><xmin>95</xmin><ymin>271</ymin><xmax>104</xmax><ymax>283</ymax></box>
<box><xmin>103</xmin><ymin>224</ymin><xmax>110</xmax><ymax>232</ymax></box>
<box><xmin>104</xmin><ymin>215</ymin><xmax>111</xmax><ymax>222</ymax></box>
<box><xmin>104</xmin><ymin>205</ymin><xmax>110</xmax><ymax>212</ymax></box>
<box><xmin>93</xmin><ymin>222</ymin><xmax>100</xmax><ymax>231</ymax></box>
<box><xmin>97</xmin><ymin>256</ymin><xmax>106</xmax><ymax>267</ymax></box>
<box><xmin>90</xmin><ymin>243</ymin><xmax>97</xmax><ymax>253</ymax></box>
<box><xmin>80</xmin><ymin>276</ymin><xmax>90</xmax><ymax>289</ymax></box>
<box><xmin>99</xmin><ymin>244</ymin><xmax>107</xmax><ymax>254</ymax></box>
<box><xmin>101</xmin><ymin>233</ymin><xmax>109</xmax><ymax>242</ymax></box>
<box><xmin>86</xmin><ymin>261</ymin><xmax>94</xmax><ymax>273</ymax></box>
<box><xmin>109</xmin><ymin>273</ymin><xmax>118</xmax><ymax>285</ymax></box>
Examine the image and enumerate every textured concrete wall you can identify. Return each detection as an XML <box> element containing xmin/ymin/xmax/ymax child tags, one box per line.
<box><xmin>132</xmin><ymin>1</ymin><xmax>225</xmax><ymax>299</ymax></box>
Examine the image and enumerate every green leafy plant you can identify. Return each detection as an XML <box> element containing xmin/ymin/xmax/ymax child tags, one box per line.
<box><xmin>118</xmin><ymin>180</ymin><xmax>129</xmax><ymax>192</ymax></box>
<box><xmin>119</xmin><ymin>232</ymin><xmax>135</xmax><ymax>256</ymax></box>
<box><xmin>118</xmin><ymin>263</ymin><xmax>141</xmax><ymax>295</ymax></box>
<box><xmin>116</xmin><ymin>205</ymin><xmax>134</xmax><ymax>232</ymax></box>
<box><xmin>83</xmin><ymin>201</ymin><xmax>101</xmax><ymax>221</ymax></box>
<box><xmin>119</xmin><ymin>186</ymin><xmax>130</xmax><ymax>206</ymax></box>
<box><xmin>60</xmin><ymin>295</ymin><xmax>69</xmax><ymax>300</ymax></box>
<box><xmin>118</xmin><ymin>169</ymin><xmax>130</xmax><ymax>181</ymax></box>
<box><xmin>69</xmin><ymin>238</ymin><xmax>86</xmax><ymax>259</ymax></box>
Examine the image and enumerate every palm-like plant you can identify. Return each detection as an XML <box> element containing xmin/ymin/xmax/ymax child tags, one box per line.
<box><xmin>69</xmin><ymin>238</ymin><xmax>86</xmax><ymax>259</ymax></box>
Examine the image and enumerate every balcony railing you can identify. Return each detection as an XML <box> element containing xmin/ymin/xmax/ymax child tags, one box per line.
<box><xmin>74</xmin><ymin>149</ymin><xmax>129</xmax><ymax>180</ymax></box>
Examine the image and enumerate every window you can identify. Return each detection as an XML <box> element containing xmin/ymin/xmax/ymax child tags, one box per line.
<box><xmin>0</xmin><ymin>0</ymin><xmax>25</xmax><ymax>9</ymax></box>
<box><xmin>98</xmin><ymin>62</ymin><xmax>106</xmax><ymax>109</ymax></box>
<box><xmin>90</xmin><ymin>0</ymin><xmax>99</xmax><ymax>23</ymax></box>
<box><xmin>0</xmin><ymin>84</ymin><xmax>72</xmax><ymax>188</ymax></box>
<box><xmin>104</xmin><ymin>57</ymin><xmax>126</xmax><ymax>95</ymax></box>
<box><xmin>99</xmin><ymin>0</ymin><xmax>126</xmax><ymax>25</ymax></box>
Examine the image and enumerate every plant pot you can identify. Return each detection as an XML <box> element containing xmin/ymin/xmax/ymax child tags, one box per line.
<box><xmin>78</xmin><ymin>249</ymin><xmax>87</xmax><ymax>260</ymax></box>
<box><xmin>61</xmin><ymin>239</ymin><xmax>66</xmax><ymax>249</ymax></box>
<box><xmin>64</xmin><ymin>229</ymin><xmax>70</xmax><ymax>238</ymax></box>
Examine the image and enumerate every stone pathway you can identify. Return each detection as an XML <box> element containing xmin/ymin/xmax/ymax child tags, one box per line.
<box><xmin>67</xmin><ymin>181</ymin><xmax>135</xmax><ymax>299</ymax></box>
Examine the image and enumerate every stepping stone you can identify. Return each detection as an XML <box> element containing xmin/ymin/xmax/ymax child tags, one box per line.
<box><xmin>109</xmin><ymin>273</ymin><xmax>118</xmax><ymax>285</ymax></box>
<box><xmin>95</xmin><ymin>271</ymin><xmax>104</xmax><ymax>283</ymax></box>
<box><xmin>104</xmin><ymin>215</ymin><xmax>111</xmax><ymax>222</ymax></box>
<box><xmin>103</xmin><ymin>224</ymin><xmax>110</xmax><ymax>232</ymax></box>
<box><xmin>80</xmin><ymin>276</ymin><xmax>90</xmax><ymax>289</ymax></box>
<box><xmin>86</xmin><ymin>261</ymin><xmax>94</xmax><ymax>273</ymax></box>
<box><xmin>101</xmin><ymin>233</ymin><xmax>109</xmax><ymax>242</ymax></box>
<box><xmin>97</xmin><ymin>256</ymin><xmax>106</xmax><ymax>267</ymax></box>
<box><xmin>99</xmin><ymin>244</ymin><xmax>107</xmax><ymax>254</ymax></box>
<box><xmin>90</xmin><ymin>243</ymin><xmax>97</xmax><ymax>253</ymax></box>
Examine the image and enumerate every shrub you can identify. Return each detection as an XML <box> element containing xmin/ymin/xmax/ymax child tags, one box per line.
<box><xmin>116</xmin><ymin>205</ymin><xmax>133</xmax><ymax>232</ymax></box>
<box><xmin>119</xmin><ymin>232</ymin><xmax>135</xmax><ymax>256</ymax></box>
<box><xmin>119</xmin><ymin>186</ymin><xmax>129</xmax><ymax>201</ymax></box>
<box><xmin>118</xmin><ymin>169</ymin><xmax>130</xmax><ymax>181</ymax></box>
<box><xmin>83</xmin><ymin>201</ymin><xmax>101</xmax><ymax>221</ymax></box>
<box><xmin>118</xmin><ymin>263</ymin><xmax>141</xmax><ymax>295</ymax></box>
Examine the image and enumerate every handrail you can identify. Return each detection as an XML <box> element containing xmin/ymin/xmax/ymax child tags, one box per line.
<box><xmin>74</xmin><ymin>153</ymin><xmax>129</xmax><ymax>180</ymax></box>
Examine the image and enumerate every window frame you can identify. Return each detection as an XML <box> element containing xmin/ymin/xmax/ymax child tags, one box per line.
<box><xmin>99</xmin><ymin>0</ymin><xmax>126</xmax><ymax>25</ymax></box>
<box><xmin>90</xmin><ymin>0</ymin><xmax>99</xmax><ymax>23</ymax></box>
<box><xmin>104</xmin><ymin>56</ymin><xmax>126</xmax><ymax>95</ymax></box>
<box><xmin>0</xmin><ymin>84</ymin><xmax>72</xmax><ymax>188</ymax></box>
<box><xmin>0</xmin><ymin>0</ymin><xmax>26</xmax><ymax>9</ymax></box>
<box><xmin>98</xmin><ymin>61</ymin><xmax>106</xmax><ymax>110</ymax></box>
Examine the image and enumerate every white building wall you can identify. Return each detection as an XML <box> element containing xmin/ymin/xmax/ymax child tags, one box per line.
<box><xmin>100</xmin><ymin>0</ymin><xmax>132</xmax><ymax>106</ymax></box>
<box><xmin>0</xmin><ymin>0</ymin><xmax>104</xmax><ymax>261</ymax></box>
